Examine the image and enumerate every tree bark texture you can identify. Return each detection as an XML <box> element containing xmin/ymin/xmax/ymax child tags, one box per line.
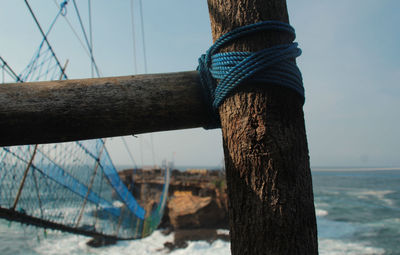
<box><xmin>0</xmin><ymin>71</ymin><xmax>211</xmax><ymax>146</ymax></box>
<box><xmin>206</xmin><ymin>0</ymin><xmax>318</xmax><ymax>254</ymax></box>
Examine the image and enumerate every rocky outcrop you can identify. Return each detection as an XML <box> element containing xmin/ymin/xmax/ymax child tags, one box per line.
<box><xmin>168</xmin><ymin>191</ymin><xmax>227</xmax><ymax>229</ymax></box>
<box><xmin>119</xmin><ymin>168</ymin><xmax>229</xmax><ymax>231</ymax></box>
<box><xmin>119</xmin><ymin>168</ymin><xmax>229</xmax><ymax>250</ymax></box>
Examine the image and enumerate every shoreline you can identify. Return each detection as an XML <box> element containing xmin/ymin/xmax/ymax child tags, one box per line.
<box><xmin>161</xmin><ymin>228</ymin><xmax>230</xmax><ymax>251</ymax></box>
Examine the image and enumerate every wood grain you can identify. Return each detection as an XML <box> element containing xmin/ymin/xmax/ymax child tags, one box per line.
<box><xmin>206</xmin><ymin>0</ymin><xmax>318</xmax><ymax>254</ymax></box>
<box><xmin>0</xmin><ymin>71</ymin><xmax>212</xmax><ymax>146</ymax></box>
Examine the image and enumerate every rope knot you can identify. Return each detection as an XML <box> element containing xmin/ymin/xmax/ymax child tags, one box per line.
<box><xmin>60</xmin><ymin>0</ymin><xmax>68</xmax><ymax>16</ymax></box>
<box><xmin>197</xmin><ymin>21</ymin><xmax>304</xmax><ymax>129</ymax></box>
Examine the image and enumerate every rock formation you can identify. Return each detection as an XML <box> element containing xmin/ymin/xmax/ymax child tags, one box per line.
<box><xmin>118</xmin><ymin>168</ymin><xmax>229</xmax><ymax>250</ymax></box>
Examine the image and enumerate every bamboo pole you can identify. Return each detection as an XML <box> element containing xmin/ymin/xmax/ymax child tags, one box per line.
<box><xmin>0</xmin><ymin>71</ymin><xmax>211</xmax><ymax>146</ymax></box>
<box><xmin>12</xmin><ymin>144</ymin><xmax>38</xmax><ymax>210</ymax></box>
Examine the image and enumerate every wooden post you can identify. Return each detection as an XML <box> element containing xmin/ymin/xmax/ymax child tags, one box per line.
<box><xmin>0</xmin><ymin>71</ymin><xmax>210</xmax><ymax>146</ymax></box>
<box><xmin>206</xmin><ymin>0</ymin><xmax>318</xmax><ymax>254</ymax></box>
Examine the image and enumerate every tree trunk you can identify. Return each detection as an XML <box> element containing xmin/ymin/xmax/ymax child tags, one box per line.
<box><xmin>206</xmin><ymin>0</ymin><xmax>318</xmax><ymax>254</ymax></box>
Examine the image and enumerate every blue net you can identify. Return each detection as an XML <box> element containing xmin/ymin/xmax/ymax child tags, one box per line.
<box><xmin>0</xmin><ymin>1</ymin><xmax>170</xmax><ymax>240</ymax></box>
<box><xmin>0</xmin><ymin>140</ymin><xmax>170</xmax><ymax>240</ymax></box>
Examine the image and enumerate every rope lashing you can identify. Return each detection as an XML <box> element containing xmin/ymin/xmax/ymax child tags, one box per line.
<box><xmin>197</xmin><ymin>20</ymin><xmax>304</xmax><ymax>128</ymax></box>
<box><xmin>60</xmin><ymin>0</ymin><xmax>68</xmax><ymax>16</ymax></box>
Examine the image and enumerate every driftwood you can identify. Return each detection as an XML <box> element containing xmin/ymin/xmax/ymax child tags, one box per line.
<box><xmin>0</xmin><ymin>71</ymin><xmax>212</xmax><ymax>146</ymax></box>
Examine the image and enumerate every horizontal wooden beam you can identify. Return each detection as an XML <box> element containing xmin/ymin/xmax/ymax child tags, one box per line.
<box><xmin>0</xmin><ymin>71</ymin><xmax>213</xmax><ymax>146</ymax></box>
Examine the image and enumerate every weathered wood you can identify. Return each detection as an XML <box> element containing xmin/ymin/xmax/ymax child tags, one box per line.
<box><xmin>0</xmin><ymin>71</ymin><xmax>211</xmax><ymax>146</ymax></box>
<box><xmin>207</xmin><ymin>0</ymin><xmax>318</xmax><ymax>254</ymax></box>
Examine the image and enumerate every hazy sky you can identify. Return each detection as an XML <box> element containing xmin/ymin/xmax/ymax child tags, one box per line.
<box><xmin>1</xmin><ymin>1</ymin><xmax>399</xmax><ymax>168</ymax></box>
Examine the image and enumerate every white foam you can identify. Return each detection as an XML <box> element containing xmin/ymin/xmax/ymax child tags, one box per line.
<box><xmin>33</xmin><ymin>235</ymin><xmax>91</xmax><ymax>255</ymax></box>
<box><xmin>36</xmin><ymin>234</ymin><xmax>386</xmax><ymax>255</ymax></box>
<box><xmin>32</xmin><ymin>230</ymin><xmax>231</xmax><ymax>255</ymax></box>
<box><xmin>319</xmin><ymin>239</ymin><xmax>385</xmax><ymax>255</ymax></box>
<box><xmin>31</xmin><ymin>228</ymin><xmax>387</xmax><ymax>255</ymax></box>
<box><xmin>353</xmin><ymin>190</ymin><xmax>395</xmax><ymax>206</ymax></box>
<box><xmin>31</xmin><ymin>229</ymin><xmax>232</xmax><ymax>255</ymax></box>
<box><xmin>216</xmin><ymin>229</ymin><xmax>229</xmax><ymax>235</ymax></box>
<box><xmin>34</xmin><ymin>231</ymin><xmax>172</xmax><ymax>255</ymax></box>
<box><xmin>316</xmin><ymin>209</ymin><xmax>329</xmax><ymax>217</ymax></box>
<box><xmin>170</xmin><ymin>240</ymin><xmax>230</xmax><ymax>255</ymax></box>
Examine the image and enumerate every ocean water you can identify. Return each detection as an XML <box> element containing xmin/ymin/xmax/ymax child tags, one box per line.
<box><xmin>0</xmin><ymin>169</ymin><xmax>399</xmax><ymax>254</ymax></box>
<box><xmin>315</xmin><ymin>169</ymin><xmax>400</xmax><ymax>255</ymax></box>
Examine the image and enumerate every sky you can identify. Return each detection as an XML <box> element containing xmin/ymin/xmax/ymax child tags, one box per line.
<box><xmin>0</xmin><ymin>0</ymin><xmax>399</xmax><ymax>169</ymax></box>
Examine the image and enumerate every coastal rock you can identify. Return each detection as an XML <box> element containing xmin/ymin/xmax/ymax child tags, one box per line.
<box><xmin>168</xmin><ymin>191</ymin><xmax>227</xmax><ymax>229</ymax></box>
<box><xmin>164</xmin><ymin>229</ymin><xmax>230</xmax><ymax>251</ymax></box>
<box><xmin>119</xmin><ymin>168</ymin><xmax>229</xmax><ymax>231</ymax></box>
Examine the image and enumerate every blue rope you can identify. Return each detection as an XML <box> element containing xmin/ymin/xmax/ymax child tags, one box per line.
<box><xmin>197</xmin><ymin>21</ymin><xmax>304</xmax><ymax>128</ymax></box>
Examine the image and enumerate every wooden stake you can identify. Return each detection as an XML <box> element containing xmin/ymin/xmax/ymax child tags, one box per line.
<box><xmin>206</xmin><ymin>0</ymin><xmax>318</xmax><ymax>254</ymax></box>
<box><xmin>12</xmin><ymin>144</ymin><xmax>38</xmax><ymax>210</ymax></box>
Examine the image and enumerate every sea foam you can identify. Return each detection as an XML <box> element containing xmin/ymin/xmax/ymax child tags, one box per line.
<box><xmin>319</xmin><ymin>239</ymin><xmax>385</xmax><ymax>255</ymax></box>
<box><xmin>33</xmin><ymin>230</ymin><xmax>231</xmax><ymax>255</ymax></box>
<box><xmin>316</xmin><ymin>209</ymin><xmax>328</xmax><ymax>217</ymax></box>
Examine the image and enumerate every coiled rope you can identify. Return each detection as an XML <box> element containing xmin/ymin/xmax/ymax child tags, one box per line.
<box><xmin>198</xmin><ymin>21</ymin><xmax>304</xmax><ymax>128</ymax></box>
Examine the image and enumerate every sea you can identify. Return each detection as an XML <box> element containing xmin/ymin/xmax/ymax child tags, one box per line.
<box><xmin>0</xmin><ymin>168</ymin><xmax>399</xmax><ymax>255</ymax></box>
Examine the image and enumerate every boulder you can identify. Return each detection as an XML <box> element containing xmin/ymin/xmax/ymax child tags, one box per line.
<box><xmin>168</xmin><ymin>191</ymin><xmax>227</xmax><ymax>229</ymax></box>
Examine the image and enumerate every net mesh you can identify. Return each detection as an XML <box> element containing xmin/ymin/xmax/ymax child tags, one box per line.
<box><xmin>0</xmin><ymin>2</ymin><xmax>170</xmax><ymax>240</ymax></box>
<box><xmin>0</xmin><ymin>140</ymin><xmax>169</xmax><ymax>240</ymax></box>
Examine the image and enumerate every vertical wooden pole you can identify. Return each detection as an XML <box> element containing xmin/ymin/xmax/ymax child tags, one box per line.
<box><xmin>206</xmin><ymin>0</ymin><xmax>318</xmax><ymax>254</ymax></box>
<box><xmin>12</xmin><ymin>145</ymin><xmax>38</xmax><ymax>210</ymax></box>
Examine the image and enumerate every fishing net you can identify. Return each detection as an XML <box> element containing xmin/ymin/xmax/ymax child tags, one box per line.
<box><xmin>0</xmin><ymin>140</ymin><xmax>169</xmax><ymax>240</ymax></box>
<box><xmin>0</xmin><ymin>1</ymin><xmax>170</xmax><ymax>240</ymax></box>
